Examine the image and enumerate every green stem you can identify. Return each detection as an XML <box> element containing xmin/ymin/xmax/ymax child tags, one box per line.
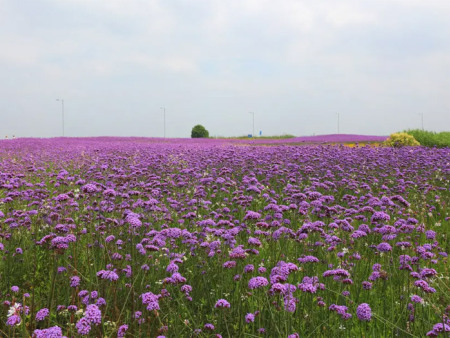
<box><xmin>47</xmin><ymin>254</ymin><xmax>58</xmax><ymax>327</ymax></box>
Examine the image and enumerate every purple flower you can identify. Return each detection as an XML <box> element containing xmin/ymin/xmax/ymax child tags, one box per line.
<box><xmin>6</xmin><ymin>314</ymin><xmax>21</xmax><ymax>326</ymax></box>
<box><xmin>410</xmin><ymin>295</ymin><xmax>423</xmax><ymax>303</ymax></box>
<box><xmin>372</xmin><ymin>263</ymin><xmax>382</xmax><ymax>271</ymax></box>
<box><xmin>420</xmin><ymin>268</ymin><xmax>437</xmax><ymax>278</ymax></box>
<box><xmin>351</xmin><ymin>230</ymin><xmax>367</xmax><ymax>238</ymax></box>
<box><xmin>223</xmin><ymin>260</ymin><xmax>236</xmax><ymax>269</ymax></box>
<box><xmin>204</xmin><ymin>323</ymin><xmax>215</xmax><ymax>330</ymax></box>
<box><xmin>11</xmin><ymin>286</ymin><xmax>19</xmax><ymax>293</ymax></box>
<box><xmin>362</xmin><ymin>281</ymin><xmax>373</xmax><ymax>290</ymax></box>
<box><xmin>97</xmin><ymin>269</ymin><xmax>119</xmax><ymax>281</ymax></box>
<box><xmin>414</xmin><ymin>279</ymin><xmax>429</xmax><ymax>290</ymax></box>
<box><xmin>425</xmin><ymin>230</ymin><xmax>436</xmax><ymax>239</ymax></box>
<box><xmin>229</xmin><ymin>245</ymin><xmax>247</xmax><ymax>259</ymax></box>
<box><xmin>96</xmin><ymin>297</ymin><xmax>106</xmax><ymax>307</ymax></box>
<box><xmin>244</xmin><ymin>211</ymin><xmax>261</xmax><ymax>220</ymax></box>
<box><xmin>329</xmin><ymin>304</ymin><xmax>348</xmax><ymax>315</ymax></box>
<box><xmin>371</xmin><ymin>211</ymin><xmax>390</xmax><ymax>223</ymax></box>
<box><xmin>248</xmin><ymin>237</ymin><xmax>262</xmax><ymax>246</ymax></box>
<box><xmin>248</xmin><ymin>277</ymin><xmax>269</xmax><ymax>289</ymax></box>
<box><xmin>342</xmin><ymin>313</ymin><xmax>352</xmax><ymax>320</ymax></box>
<box><xmin>57</xmin><ymin>266</ymin><xmax>67</xmax><ymax>274</ymax></box>
<box><xmin>245</xmin><ymin>313</ymin><xmax>255</xmax><ymax>323</ymax></box>
<box><xmin>76</xmin><ymin>317</ymin><xmax>91</xmax><ymax>335</ymax></box>
<box><xmin>70</xmin><ymin>276</ymin><xmax>81</xmax><ymax>288</ymax></box>
<box><xmin>85</xmin><ymin>304</ymin><xmax>102</xmax><ymax>325</ymax></box>
<box><xmin>36</xmin><ymin>308</ymin><xmax>49</xmax><ymax>321</ymax></box>
<box><xmin>166</xmin><ymin>262</ymin><xmax>179</xmax><ymax>273</ymax></box>
<box><xmin>168</xmin><ymin>272</ymin><xmax>187</xmax><ymax>284</ymax></box>
<box><xmin>81</xmin><ymin>183</ymin><xmax>98</xmax><ymax>193</ymax></box>
<box><xmin>78</xmin><ymin>290</ymin><xmax>89</xmax><ymax>298</ymax></box>
<box><xmin>68</xmin><ymin>305</ymin><xmax>78</xmax><ymax>312</ymax></box>
<box><xmin>356</xmin><ymin>303</ymin><xmax>372</xmax><ymax>321</ymax></box>
<box><xmin>117</xmin><ymin>324</ymin><xmax>128</xmax><ymax>337</ymax></box>
<box><xmin>376</xmin><ymin>242</ymin><xmax>392</xmax><ymax>252</ymax></box>
<box><xmin>429</xmin><ymin>323</ymin><xmax>450</xmax><ymax>336</ymax></box>
<box><xmin>284</xmin><ymin>296</ymin><xmax>297</xmax><ymax>313</ymax></box>
<box><xmin>141</xmin><ymin>292</ymin><xmax>160</xmax><ymax>311</ymax></box>
<box><xmin>51</xmin><ymin>235</ymin><xmax>76</xmax><ymax>249</ymax></box>
<box><xmin>214</xmin><ymin>299</ymin><xmax>230</xmax><ymax>309</ymax></box>
<box><xmin>181</xmin><ymin>285</ymin><xmax>193</xmax><ymax>293</ymax></box>
<box><xmin>322</xmin><ymin>268</ymin><xmax>350</xmax><ymax>278</ymax></box>
<box><xmin>33</xmin><ymin>326</ymin><xmax>64</xmax><ymax>338</ymax></box>
<box><xmin>298</xmin><ymin>282</ymin><xmax>317</xmax><ymax>293</ymax></box>
<box><xmin>244</xmin><ymin>264</ymin><xmax>255</xmax><ymax>273</ymax></box>
<box><xmin>298</xmin><ymin>255</ymin><xmax>320</xmax><ymax>263</ymax></box>
<box><xmin>126</xmin><ymin>215</ymin><xmax>142</xmax><ymax>229</ymax></box>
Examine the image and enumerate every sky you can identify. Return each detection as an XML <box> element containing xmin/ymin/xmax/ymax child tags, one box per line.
<box><xmin>1</xmin><ymin>0</ymin><xmax>449</xmax><ymax>138</ymax></box>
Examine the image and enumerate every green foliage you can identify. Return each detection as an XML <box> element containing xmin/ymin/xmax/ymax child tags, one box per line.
<box><xmin>191</xmin><ymin>124</ymin><xmax>209</xmax><ymax>138</ymax></box>
<box><xmin>404</xmin><ymin>129</ymin><xmax>450</xmax><ymax>148</ymax></box>
<box><xmin>383</xmin><ymin>132</ymin><xmax>420</xmax><ymax>147</ymax></box>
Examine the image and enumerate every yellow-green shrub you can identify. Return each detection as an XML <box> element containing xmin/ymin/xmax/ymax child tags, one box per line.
<box><xmin>383</xmin><ymin>132</ymin><xmax>420</xmax><ymax>147</ymax></box>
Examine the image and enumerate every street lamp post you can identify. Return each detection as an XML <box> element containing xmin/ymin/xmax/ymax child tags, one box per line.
<box><xmin>56</xmin><ymin>98</ymin><xmax>64</xmax><ymax>137</ymax></box>
<box><xmin>249</xmin><ymin>112</ymin><xmax>254</xmax><ymax>137</ymax></box>
<box><xmin>160</xmin><ymin>107</ymin><xmax>166</xmax><ymax>138</ymax></box>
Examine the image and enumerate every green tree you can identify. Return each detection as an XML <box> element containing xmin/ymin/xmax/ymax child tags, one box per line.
<box><xmin>191</xmin><ymin>124</ymin><xmax>209</xmax><ymax>138</ymax></box>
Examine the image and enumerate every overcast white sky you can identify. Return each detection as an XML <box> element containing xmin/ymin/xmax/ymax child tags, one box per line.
<box><xmin>1</xmin><ymin>0</ymin><xmax>449</xmax><ymax>138</ymax></box>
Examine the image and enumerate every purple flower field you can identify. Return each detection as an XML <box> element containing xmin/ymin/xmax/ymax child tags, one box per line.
<box><xmin>0</xmin><ymin>137</ymin><xmax>448</xmax><ymax>337</ymax></box>
<box><xmin>247</xmin><ymin>134</ymin><xmax>387</xmax><ymax>144</ymax></box>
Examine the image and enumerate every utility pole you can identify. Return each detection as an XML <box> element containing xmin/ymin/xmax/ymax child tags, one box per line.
<box><xmin>249</xmin><ymin>112</ymin><xmax>255</xmax><ymax>137</ymax></box>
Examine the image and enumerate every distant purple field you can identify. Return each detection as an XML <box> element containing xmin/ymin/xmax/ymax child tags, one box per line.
<box><xmin>8</xmin><ymin>134</ymin><xmax>386</xmax><ymax>145</ymax></box>
<box><xmin>247</xmin><ymin>134</ymin><xmax>387</xmax><ymax>144</ymax></box>
<box><xmin>164</xmin><ymin>134</ymin><xmax>388</xmax><ymax>144</ymax></box>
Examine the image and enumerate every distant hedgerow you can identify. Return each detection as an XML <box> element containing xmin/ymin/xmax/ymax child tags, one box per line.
<box><xmin>404</xmin><ymin>129</ymin><xmax>450</xmax><ymax>148</ymax></box>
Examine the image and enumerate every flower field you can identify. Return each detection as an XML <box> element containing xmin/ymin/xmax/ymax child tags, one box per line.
<box><xmin>0</xmin><ymin>138</ymin><xmax>449</xmax><ymax>337</ymax></box>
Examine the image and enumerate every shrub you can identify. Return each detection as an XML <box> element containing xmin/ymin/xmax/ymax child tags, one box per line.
<box><xmin>383</xmin><ymin>132</ymin><xmax>420</xmax><ymax>147</ymax></box>
<box><xmin>191</xmin><ymin>125</ymin><xmax>209</xmax><ymax>138</ymax></box>
<box><xmin>404</xmin><ymin>129</ymin><xmax>450</xmax><ymax>148</ymax></box>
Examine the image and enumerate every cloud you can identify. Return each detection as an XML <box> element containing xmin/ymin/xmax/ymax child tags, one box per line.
<box><xmin>0</xmin><ymin>0</ymin><xmax>449</xmax><ymax>137</ymax></box>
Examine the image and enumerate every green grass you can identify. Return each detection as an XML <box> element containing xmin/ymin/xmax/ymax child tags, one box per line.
<box><xmin>404</xmin><ymin>129</ymin><xmax>450</xmax><ymax>148</ymax></box>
